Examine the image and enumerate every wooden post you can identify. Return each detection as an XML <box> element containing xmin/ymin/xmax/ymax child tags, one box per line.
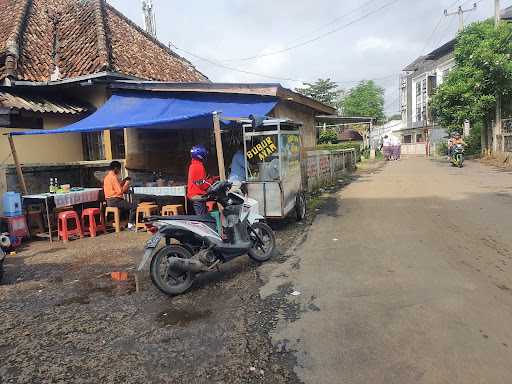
<box><xmin>103</xmin><ymin>130</ymin><xmax>113</xmax><ymax>160</ymax></box>
<box><xmin>213</xmin><ymin>112</ymin><xmax>226</xmax><ymax>181</ymax></box>
<box><xmin>7</xmin><ymin>134</ymin><xmax>28</xmax><ymax>195</ymax></box>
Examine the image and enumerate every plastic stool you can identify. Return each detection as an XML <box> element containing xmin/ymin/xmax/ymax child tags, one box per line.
<box><xmin>161</xmin><ymin>204</ymin><xmax>184</xmax><ymax>216</ymax></box>
<box><xmin>209</xmin><ymin>210</ymin><xmax>222</xmax><ymax>235</ymax></box>
<box><xmin>57</xmin><ymin>211</ymin><xmax>83</xmax><ymax>242</ymax></box>
<box><xmin>82</xmin><ymin>208</ymin><xmax>106</xmax><ymax>237</ymax></box>
<box><xmin>206</xmin><ymin>202</ymin><xmax>217</xmax><ymax>212</ymax></box>
<box><xmin>105</xmin><ymin>207</ymin><xmax>121</xmax><ymax>233</ymax></box>
<box><xmin>136</xmin><ymin>204</ymin><xmax>159</xmax><ymax>231</ymax></box>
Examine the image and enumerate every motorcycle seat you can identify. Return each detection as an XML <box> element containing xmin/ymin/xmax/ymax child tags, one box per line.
<box><xmin>147</xmin><ymin>215</ymin><xmax>217</xmax><ymax>224</ymax></box>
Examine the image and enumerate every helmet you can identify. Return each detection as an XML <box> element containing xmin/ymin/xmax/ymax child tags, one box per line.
<box><xmin>454</xmin><ymin>132</ymin><xmax>461</xmax><ymax>138</ymax></box>
<box><xmin>190</xmin><ymin>145</ymin><xmax>207</xmax><ymax>161</ymax></box>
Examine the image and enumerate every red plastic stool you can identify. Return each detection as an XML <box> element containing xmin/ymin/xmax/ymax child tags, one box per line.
<box><xmin>57</xmin><ymin>211</ymin><xmax>84</xmax><ymax>242</ymax></box>
<box><xmin>81</xmin><ymin>208</ymin><xmax>106</xmax><ymax>237</ymax></box>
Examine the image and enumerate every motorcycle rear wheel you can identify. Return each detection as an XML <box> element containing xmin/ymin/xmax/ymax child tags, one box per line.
<box><xmin>248</xmin><ymin>222</ymin><xmax>276</xmax><ymax>262</ymax></box>
<box><xmin>150</xmin><ymin>245</ymin><xmax>194</xmax><ymax>296</ymax></box>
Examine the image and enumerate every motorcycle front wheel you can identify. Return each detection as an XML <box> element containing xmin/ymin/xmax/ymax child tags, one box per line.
<box><xmin>150</xmin><ymin>245</ymin><xmax>194</xmax><ymax>296</ymax></box>
<box><xmin>248</xmin><ymin>222</ymin><xmax>277</xmax><ymax>262</ymax></box>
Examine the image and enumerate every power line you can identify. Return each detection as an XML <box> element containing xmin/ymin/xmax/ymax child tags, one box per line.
<box><xmin>221</xmin><ymin>0</ymin><xmax>382</xmax><ymax>62</ymax></box>
<box><xmin>172</xmin><ymin>42</ymin><xmax>398</xmax><ymax>86</ymax></box>
<box><xmin>216</xmin><ymin>0</ymin><xmax>402</xmax><ymax>63</ymax></box>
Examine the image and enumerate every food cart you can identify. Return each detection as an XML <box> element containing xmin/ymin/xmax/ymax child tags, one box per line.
<box><xmin>243</xmin><ymin>119</ymin><xmax>306</xmax><ymax>220</ymax></box>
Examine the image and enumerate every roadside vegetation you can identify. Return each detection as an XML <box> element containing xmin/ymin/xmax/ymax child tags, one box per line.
<box><xmin>432</xmin><ymin>20</ymin><xmax>512</xmax><ymax>154</ymax></box>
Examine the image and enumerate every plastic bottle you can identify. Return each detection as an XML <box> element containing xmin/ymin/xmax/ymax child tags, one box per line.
<box><xmin>49</xmin><ymin>178</ymin><xmax>54</xmax><ymax>193</ymax></box>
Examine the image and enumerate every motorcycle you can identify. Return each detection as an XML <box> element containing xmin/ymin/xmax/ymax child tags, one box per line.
<box><xmin>450</xmin><ymin>143</ymin><xmax>465</xmax><ymax>168</ymax></box>
<box><xmin>0</xmin><ymin>234</ymin><xmax>10</xmax><ymax>283</ymax></box>
<box><xmin>137</xmin><ymin>180</ymin><xmax>277</xmax><ymax>296</ymax></box>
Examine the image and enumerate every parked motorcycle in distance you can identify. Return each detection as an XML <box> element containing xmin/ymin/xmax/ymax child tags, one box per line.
<box><xmin>450</xmin><ymin>143</ymin><xmax>465</xmax><ymax>168</ymax></box>
<box><xmin>137</xmin><ymin>180</ymin><xmax>276</xmax><ymax>296</ymax></box>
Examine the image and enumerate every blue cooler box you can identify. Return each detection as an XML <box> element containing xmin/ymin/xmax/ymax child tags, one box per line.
<box><xmin>2</xmin><ymin>192</ymin><xmax>22</xmax><ymax>217</ymax></box>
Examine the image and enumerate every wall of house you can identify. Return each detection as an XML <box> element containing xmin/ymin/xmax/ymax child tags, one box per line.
<box><xmin>0</xmin><ymin>114</ymin><xmax>84</xmax><ymax>165</ymax></box>
<box><xmin>271</xmin><ymin>101</ymin><xmax>317</xmax><ymax>149</ymax></box>
<box><xmin>405</xmin><ymin>52</ymin><xmax>455</xmax><ymax>129</ymax></box>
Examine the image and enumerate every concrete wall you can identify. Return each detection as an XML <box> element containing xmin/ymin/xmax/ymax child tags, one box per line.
<box><xmin>401</xmin><ymin>143</ymin><xmax>426</xmax><ymax>156</ymax></box>
<box><xmin>305</xmin><ymin>149</ymin><xmax>356</xmax><ymax>192</ymax></box>
<box><xmin>271</xmin><ymin>101</ymin><xmax>317</xmax><ymax>149</ymax></box>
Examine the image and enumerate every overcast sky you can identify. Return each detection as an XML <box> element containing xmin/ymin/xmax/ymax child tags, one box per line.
<box><xmin>108</xmin><ymin>0</ymin><xmax>512</xmax><ymax>116</ymax></box>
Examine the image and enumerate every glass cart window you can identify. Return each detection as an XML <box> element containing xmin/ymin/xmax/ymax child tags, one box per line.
<box><xmin>245</xmin><ymin>135</ymin><xmax>280</xmax><ymax>182</ymax></box>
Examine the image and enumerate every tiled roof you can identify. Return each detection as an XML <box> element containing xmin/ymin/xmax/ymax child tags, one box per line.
<box><xmin>106</xmin><ymin>5</ymin><xmax>207</xmax><ymax>82</ymax></box>
<box><xmin>0</xmin><ymin>90</ymin><xmax>90</xmax><ymax>114</ymax></box>
<box><xmin>0</xmin><ymin>0</ymin><xmax>207</xmax><ymax>83</ymax></box>
<box><xmin>0</xmin><ymin>0</ymin><xmax>30</xmax><ymax>52</ymax></box>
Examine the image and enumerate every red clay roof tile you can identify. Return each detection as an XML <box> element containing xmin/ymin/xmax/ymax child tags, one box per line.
<box><xmin>0</xmin><ymin>0</ymin><xmax>207</xmax><ymax>82</ymax></box>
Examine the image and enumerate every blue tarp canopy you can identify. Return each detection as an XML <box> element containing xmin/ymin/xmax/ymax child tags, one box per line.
<box><xmin>10</xmin><ymin>91</ymin><xmax>278</xmax><ymax>136</ymax></box>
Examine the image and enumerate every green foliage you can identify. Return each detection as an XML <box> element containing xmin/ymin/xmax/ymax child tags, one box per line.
<box><xmin>318</xmin><ymin>129</ymin><xmax>338</xmax><ymax>144</ymax></box>
<box><xmin>432</xmin><ymin>20</ymin><xmax>512</xmax><ymax>133</ymax></box>
<box><xmin>340</xmin><ymin>80</ymin><xmax>386</xmax><ymax>122</ymax></box>
<box><xmin>295</xmin><ymin>78</ymin><xmax>342</xmax><ymax>108</ymax></box>
<box><xmin>316</xmin><ymin>142</ymin><xmax>362</xmax><ymax>162</ymax></box>
<box><xmin>465</xmin><ymin>122</ymin><xmax>482</xmax><ymax>155</ymax></box>
<box><xmin>437</xmin><ymin>141</ymin><xmax>449</xmax><ymax>156</ymax></box>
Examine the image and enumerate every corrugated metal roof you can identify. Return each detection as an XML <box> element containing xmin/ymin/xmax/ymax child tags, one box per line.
<box><xmin>0</xmin><ymin>91</ymin><xmax>89</xmax><ymax>114</ymax></box>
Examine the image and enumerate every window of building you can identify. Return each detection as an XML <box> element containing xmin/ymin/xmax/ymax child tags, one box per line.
<box><xmin>111</xmin><ymin>129</ymin><xmax>126</xmax><ymax>159</ymax></box>
<box><xmin>415</xmin><ymin>81</ymin><xmax>422</xmax><ymax>122</ymax></box>
<box><xmin>442</xmin><ymin>68</ymin><xmax>450</xmax><ymax>81</ymax></box>
<box><xmin>416</xmin><ymin>133</ymin><xmax>424</xmax><ymax>143</ymax></box>
<box><xmin>403</xmin><ymin>134</ymin><xmax>412</xmax><ymax>144</ymax></box>
<box><xmin>83</xmin><ymin>132</ymin><xmax>105</xmax><ymax>161</ymax></box>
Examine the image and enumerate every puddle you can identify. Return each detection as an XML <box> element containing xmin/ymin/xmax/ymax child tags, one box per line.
<box><xmin>55</xmin><ymin>273</ymin><xmax>136</xmax><ymax>307</ymax></box>
<box><xmin>156</xmin><ymin>309</ymin><xmax>212</xmax><ymax>327</ymax></box>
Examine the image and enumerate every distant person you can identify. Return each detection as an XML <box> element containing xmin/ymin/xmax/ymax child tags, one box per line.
<box><xmin>448</xmin><ymin>132</ymin><xmax>465</xmax><ymax>159</ymax></box>
<box><xmin>104</xmin><ymin>161</ymin><xmax>136</xmax><ymax>229</ymax></box>
<box><xmin>381</xmin><ymin>135</ymin><xmax>391</xmax><ymax>160</ymax></box>
<box><xmin>390</xmin><ymin>135</ymin><xmax>401</xmax><ymax>160</ymax></box>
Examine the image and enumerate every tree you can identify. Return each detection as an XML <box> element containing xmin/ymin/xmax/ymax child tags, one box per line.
<box><xmin>432</xmin><ymin>20</ymin><xmax>512</xmax><ymax>135</ymax></box>
<box><xmin>295</xmin><ymin>78</ymin><xmax>342</xmax><ymax>108</ymax></box>
<box><xmin>340</xmin><ymin>80</ymin><xmax>385</xmax><ymax>122</ymax></box>
<box><xmin>318</xmin><ymin>129</ymin><xmax>338</xmax><ymax>144</ymax></box>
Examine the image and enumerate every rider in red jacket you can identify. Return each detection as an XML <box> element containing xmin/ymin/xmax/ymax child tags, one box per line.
<box><xmin>187</xmin><ymin>145</ymin><xmax>216</xmax><ymax>215</ymax></box>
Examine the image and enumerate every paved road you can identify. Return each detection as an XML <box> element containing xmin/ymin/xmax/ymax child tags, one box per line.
<box><xmin>260</xmin><ymin>158</ymin><xmax>512</xmax><ymax>384</ymax></box>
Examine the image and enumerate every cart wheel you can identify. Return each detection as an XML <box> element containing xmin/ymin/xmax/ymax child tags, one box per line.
<box><xmin>295</xmin><ymin>191</ymin><xmax>307</xmax><ymax>221</ymax></box>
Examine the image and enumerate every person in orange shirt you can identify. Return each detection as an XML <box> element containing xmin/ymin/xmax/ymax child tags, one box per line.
<box><xmin>104</xmin><ymin>161</ymin><xmax>136</xmax><ymax>229</ymax></box>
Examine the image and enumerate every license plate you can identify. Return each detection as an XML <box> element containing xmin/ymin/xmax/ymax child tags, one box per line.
<box><xmin>145</xmin><ymin>234</ymin><xmax>162</xmax><ymax>249</ymax></box>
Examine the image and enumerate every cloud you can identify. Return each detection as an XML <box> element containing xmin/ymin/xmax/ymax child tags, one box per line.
<box><xmin>356</xmin><ymin>37</ymin><xmax>393</xmax><ymax>52</ymax></box>
<box><xmin>107</xmin><ymin>0</ymin><xmax>498</xmax><ymax>115</ymax></box>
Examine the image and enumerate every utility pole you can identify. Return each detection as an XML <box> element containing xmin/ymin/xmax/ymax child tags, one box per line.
<box><xmin>494</xmin><ymin>0</ymin><xmax>502</xmax><ymax>154</ymax></box>
<box><xmin>444</xmin><ymin>3</ymin><xmax>477</xmax><ymax>32</ymax></box>
<box><xmin>141</xmin><ymin>0</ymin><xmax>157</xmax><ymax>38</ymax></box>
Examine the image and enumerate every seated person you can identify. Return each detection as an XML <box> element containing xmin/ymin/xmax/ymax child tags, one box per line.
<box><xmin>104</xmin><ymin>161</ymin><xmax>136</xmax><ymax>229</ymax></box>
